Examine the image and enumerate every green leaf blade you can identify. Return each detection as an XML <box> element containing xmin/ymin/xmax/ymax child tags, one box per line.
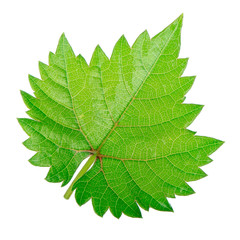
<box><xmin>19</xmin><ymin>14</ymin><xmax>223</xmax><ymax>218</ymax></box>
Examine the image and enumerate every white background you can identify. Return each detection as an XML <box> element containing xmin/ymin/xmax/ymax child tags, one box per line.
<box><xmin>0</xmin><ymin>0</ymin><xmax>239</xmax><ymax>239</ymax></box>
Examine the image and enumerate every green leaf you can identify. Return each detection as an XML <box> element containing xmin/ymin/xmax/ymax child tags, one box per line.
<box><xmin>19</xmin><ymin>14</ymin><xmax>223</xmax><ymax>218</ymax></box>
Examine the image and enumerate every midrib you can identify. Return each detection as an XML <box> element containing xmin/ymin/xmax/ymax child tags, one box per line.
<box><xmin>96</xmin><ymin>24</ymin><xmax>179</xmax><ymax>153</ymax></box>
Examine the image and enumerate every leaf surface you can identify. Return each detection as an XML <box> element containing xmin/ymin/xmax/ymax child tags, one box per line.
<box><xmin>19</xmin><ymin>15</ymin><xmax>223</xmax><ymax>218</ymax></box>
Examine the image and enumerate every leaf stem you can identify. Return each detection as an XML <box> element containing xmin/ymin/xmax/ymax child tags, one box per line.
<box><xmin>64</xmin><ymin>153</ymin><xmax>97</xmax><ymax>200</ymax></box>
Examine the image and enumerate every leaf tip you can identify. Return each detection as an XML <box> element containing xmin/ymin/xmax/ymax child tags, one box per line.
<box><xmin>28</xmin><ymin>74</ymin><xmax>35</xmax><ymax>82</ymax></box>
<box><xmin>120</xmin><ymin>34</ymin><xmax>130</xmax><ymax>47</ymax></box>
<box><xmin>210</xmin><ymin>138</ymin><xmax>225</xmax><ymax>152</ymax></box>
<box><xmin>167</xmin><ymin>205</ymin><xmax>174</xmax><ymax>212</ymax></box>
<box><xmin>59</xmin><ymin>32</ymin><xmax>68</xmax><ymax>43</ymax></box>
<box><xmin>172</xmin><ymin>13</ymin><xmax>184</xmax><ymax>28</ymax></box>
<box><xmin>116</xmin><ymin>34</ymin><xmax>129</xmax><ymax>46</ymax></box>
<box><xmin>61</xmin><ymin>180</ymin><xmax>69</xmax><ymax>187</ymax></box>
<box><xmin>175</xmin><ymin>13</ymin><xmax>183</xmax><ymax>25</ymax></box>
<box><xmin>90</xmin><ymin>44</ymin><xmax>108</xmax><ymax>67</ymax></box>
<box><xmin>219</xmin><ymin>140</ymin><xmax>225</xmax><ymax>146</ymax></box>
<box><xmin>120</xmin><ymin>34</ymin><xmax>126</xmax><ymax>40</ymax></box>
<box><xmin>56</xmin><ymin>32</ymin><xmax>73</xmax><ymax>55</ymax></box>
<box><xmin>20</xmin><ymin>89</ymin><xmax>24</xmax><ymax>96</ymax></box>
<box><xmin>190</xmin><ymin>188</ymin><xmax>196</xmax><ymax>195</ymax></box>
<box><xmin>179</xmin><ymin>13</ymin><xmax>184</xmax><ymax>20</ymax></box>
<box><xmin>17</xmin><ymin>117</ymin><xmax>24</xmax><ymax>125</ymax></box>
<box><xmin>48</xmin><ymin>51</ymin><xmax>55</xmax><ymax>62</ymax></box>
<box><xmin>94</xmin><ymin>44</ymin><xmax>103</xmax><ymax>53</ymax></box>
<box><xmin>60</xmin><ymin>32</ymin><xmax>66</xmax><ymax>38</ymax></box>
<box><xmin>38</xmin><ymin>61</ymin><xmax>47</xmax><ymax>69</ymax></box>
<box><xmin>20</xmin><ymin>90</ymin><xmax>28</xmax><ymax>99</ymax></box>
<box><xmin>163</xmin><ymin>199</ymin><xmax>174</xmax><ymax>212</ymax></box>
<box><xmin>142</xmin><ymin>29</ymin><xmax>149</xmax><ymax>36</ymax></box>
<box><xmin>215</xmin><ymin>140</ymin><xmax>225</xmax><ymax>150</ymax></box>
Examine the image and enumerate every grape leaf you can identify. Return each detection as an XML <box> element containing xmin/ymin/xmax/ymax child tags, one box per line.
<box><xmin>19</xmin><ymin>14</ymin><xmax>223</xmax><ymax>218</ymax></box>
